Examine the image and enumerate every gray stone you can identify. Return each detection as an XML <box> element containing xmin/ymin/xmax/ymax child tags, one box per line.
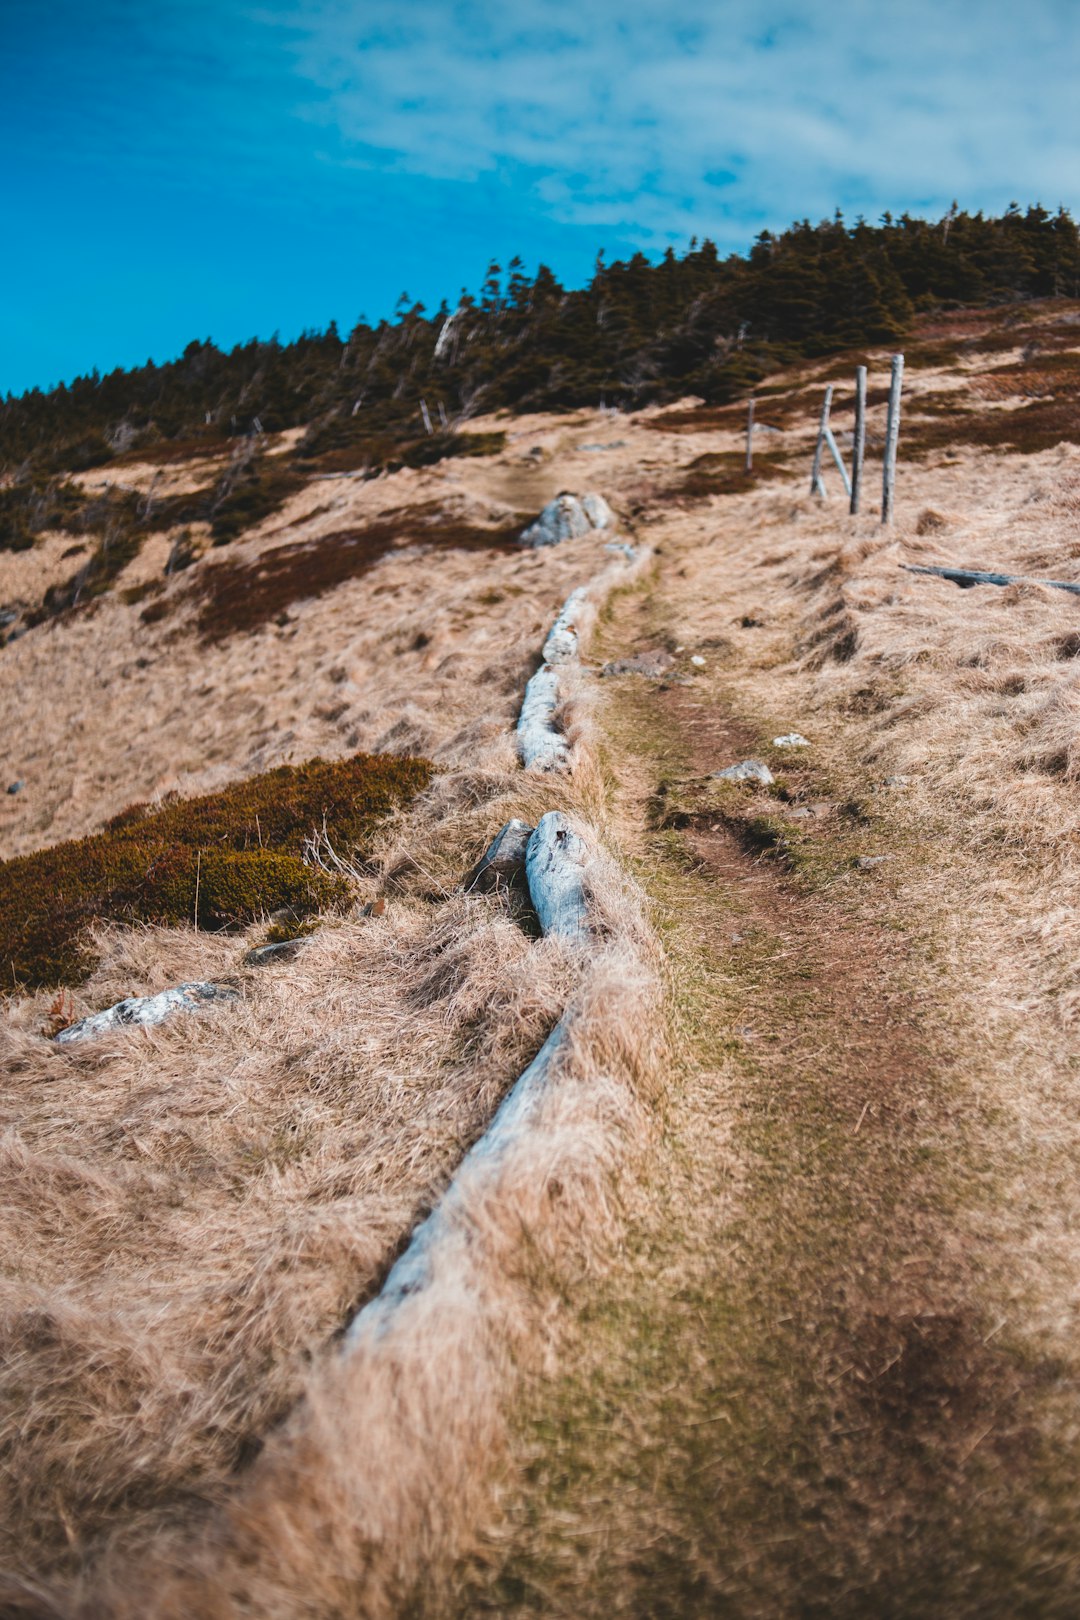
<box><xmin>6</xmin><ymin>781</ymin><xmax>23</xmax><ymax>795</ymax></box>
<box><xmin>773</xmin><ymin>733</ymin><xmax>810</xmax><ymax>748</ymax></box>
<box><xmin>854</xmin><ymin>855</ymin><xmax>890</xmax><ymax>870</ymax></box>
<box><xmin>519</xmin><ymin>492</ymin><xmax>614</xmax><ymax>547</ymax></box>
<box><xmin>601</xmin><ymin>648</ymin><xmax>674</xmax><ymax>679</ymax></box>
<box><xmin>463</xmin><ymin>818</ymin><xmax>535</xmax><ymax>892</ymax></box>
<box><xmin>244</xmin><ymin>939</ymin><xmax>308</xmax><ymax>967</ymax></box>
<box><xmin>714</xmin><ymin>759</ymin><xmax>775</xmax><ymax>786</ymax></box>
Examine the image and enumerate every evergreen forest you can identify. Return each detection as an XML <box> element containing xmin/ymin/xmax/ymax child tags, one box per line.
<box><xmin>4</xmin><ymin>202</ymin><xmax>1079</xmax><ymax>487</ymax></box>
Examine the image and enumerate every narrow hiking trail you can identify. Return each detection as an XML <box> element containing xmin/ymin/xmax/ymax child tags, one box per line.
<box><xmin>452</xmin><ymin>533</ymin><xmax>1080</xmax><ymax>1618</ymax></box>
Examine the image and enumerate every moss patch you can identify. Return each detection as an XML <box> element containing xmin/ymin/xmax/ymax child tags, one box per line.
<box><xmin>0</xmin><ymin>751</ymin><xmax>432</xmax><ymax>989</ymax></box>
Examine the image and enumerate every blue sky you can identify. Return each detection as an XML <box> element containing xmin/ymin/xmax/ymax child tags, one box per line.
<box><xmin>4</xmin><ymin>0</ymin><xmax>1079</xmax><ymax>395</ymax></box>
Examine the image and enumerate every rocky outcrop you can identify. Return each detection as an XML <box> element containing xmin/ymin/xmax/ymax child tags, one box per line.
<box><xmin>519</xmin><ymin>492</ymin><xmax>614</xmax><ymax>548</ymax></box>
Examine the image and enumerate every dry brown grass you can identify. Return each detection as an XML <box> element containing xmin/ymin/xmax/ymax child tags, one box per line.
<box><xmin>9</xmin><ymin>300</ymin><xmax>1080</xmax><ymax>1615</ymax></box>
<box><xmin>0</xmin><ymin>434</ymin><xmax>665</xmax><ymax>1615</ymax></box>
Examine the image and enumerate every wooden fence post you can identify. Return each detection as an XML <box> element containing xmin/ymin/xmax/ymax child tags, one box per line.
<box><xmin>745</xmin><ymin>398</ymin><xmax>755</xmax><ymax>473</ymax></box>
<box><xmin>850</xmin><ymin>365</ymin><xmax>867</xmax><ymax>515</ymax></box>
<box><xmin>882</xmin><ymin>354</ymin><xmax>904</xmax><ymax>524</ymax></box>
<box><xmin>810</xmin><ymin>385</ymin><xmax>833</xmax><ymax>497</ymax></box>
<box><xmin>824</xmin><ymin>423</ymin><xmax>851</xmax><ymax>497</ymax></box>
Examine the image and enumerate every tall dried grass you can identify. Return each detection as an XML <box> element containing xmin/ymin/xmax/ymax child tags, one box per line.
<box><xmin>0</xmin><ymin>459</ymin><xmax>665</xmax><ymax>1615</ymax></box>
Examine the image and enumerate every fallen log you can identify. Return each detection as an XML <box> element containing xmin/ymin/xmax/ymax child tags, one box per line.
<box><xmin>462</xmin><ymin>817</ymin><xmax>534</xmax><ymax>893</ymax></box>
<box><xmin>524</xmin><ymin>811</ymin><xmax>591</xmax><ymax>942</ymax></box>
<box><xmin>55</xmin><ymin>981</ymin><xmax>238</xmax><ymax>1045</ymax></box>
<box><xmin>902</xmin><ymin>563</ymin><xmax>1080</xmax><ymax>596</ymax></box>
<box><xmin>516</xmin><ymin>664</ymin><xmax>569</xmax><ymax>772</ymax></box>
<box><xmin>344</xmin><ymin>810</ymin><xmax>591</xmax><ymax>1348</ymax></box>
<box><xmin>542</xmin><ymin>585</ymin><xmax>590</xmax><ymax>664</ymax></box>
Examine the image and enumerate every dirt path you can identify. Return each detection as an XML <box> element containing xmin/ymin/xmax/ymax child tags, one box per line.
<box><xmin>450</xmin><ymin>557</ymin><xmax>1080</xmax><ymax>1618</ymax></box>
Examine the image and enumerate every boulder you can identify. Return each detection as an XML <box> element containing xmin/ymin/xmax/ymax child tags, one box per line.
<box><xmin>519</xmin><ymin>492</ymin><xmax>614</xmax><ymax>548</ymax></box>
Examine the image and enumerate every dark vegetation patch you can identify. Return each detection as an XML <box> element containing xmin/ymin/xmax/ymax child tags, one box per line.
<box><xmin>181</xmin><ymin>502</ymin><xmax>523</xmax><ymax>642</ymax></box>
<box><xmin>0</xmin><ymin>478</ymin><xmax>86</xmax><ymax>552</ymax></box>
<box><xmin>296</xmin><ymin>417</ymin><xmax>507</xmax><ymax>475</ymax></box>
<box><xmin>0</xmin><ymin>752</ymin><xmax>432</xmax><ymax>990</ymax></box>
<box><xmin>668</xmin><ymin>449</ymin><xmax>791</xmax><ymax>500</ymax></box>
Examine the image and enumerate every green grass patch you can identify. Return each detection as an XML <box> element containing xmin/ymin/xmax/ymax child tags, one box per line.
<box><xmin>0</xmin><ymin>751</ymin><xmax>432</xmax><ymax>989</ymax></box>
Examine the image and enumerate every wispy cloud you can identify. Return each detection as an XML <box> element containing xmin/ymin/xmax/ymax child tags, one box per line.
<box><xmin>265</xmin><ymin>0</ymin><xmax>1080</xmax><ymax>244</ymax></box>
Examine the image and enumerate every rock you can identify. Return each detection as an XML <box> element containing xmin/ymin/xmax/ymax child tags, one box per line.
<box><xmin>773</xmin><ymin>733</ymin><xmax>810</xmax><ymax>748</ymax></box>
<box><xmin>883</xmin><ymin>774</ymin><xmax>912</xmax><ymax>788</ymax></box>
<box><xmin>690</xmin><ymin>654</ymin><xmax>706</xmax><ymax>668</ymax></box>
<box><xmin>55</xmin><ymin>981</ymin><xmax>238</xmax><ymax>1045</ymax></box>
<box><xmin>854</xmin><ymin>855</ymin><xmax>890</xmax><ymax>870</ymax></box>
<box><xmin>519</xmin><ymin>492</ymin><xmax>614</xmax><ymax>547</ymax></box>
<box><xmin>579</xmin><ymin>441</ymin><xmax>627</xmax><ymax>451</ymax></box>
<box><xmin>244</xmin><ymin>939</ymin><xmax>308</xmax><ymax>966</ymax></box>
<box><xmin>601</xmin><ymin>648</ymin><xmax>674</xmax><ymax>679</ymax></box>
<box><xmin>6</xmin><ymin>781</ymin><xmax>23</xmax><ymax>795</ymax></box>
<box><xmin>463</xmin><ymin>818</ymin><xmax>535</xmax><ymax>893</ymax></box>
<box><xmin>714</xmin><ymin>760</ymin><xmax>775</xmax><ymax>785</ymax></box>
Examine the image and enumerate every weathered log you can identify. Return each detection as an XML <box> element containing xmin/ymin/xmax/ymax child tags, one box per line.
<box><xmin>525</xmin><ymin>812</ymin><xmax>591</xmax><ymax>942</ymax></box>
<box><xmin>516</xmin><ymin>664</ymin><xmax>569</xmax><ymax>772</ymax></box>
<box><xmin>55</xmin><ymin>981</ymin><xmax>238</xmax><ymax>1045</ymax></box>
<box><xmin>542</xmin><ymin>586</ymin><xmax>590</xmax><ymax>664</ymax></box>
<box><xmin>244</xmin><ymin>939</ymin><xmax>308</xmax><ymax>967</ymax></box>
<box><xmin>902</xmin><ymin>563</ymin><xmax>1080</xmax><ymax>596</ymax></box>
<box><xmin>343</xmin><ymin>810</ymin><xmax>592</xmax><ymax>1348</ymax></box>
<box><xmin>462</xmin><ymin>818</ymin><xmax>535</xmax><ymax>893</ymax></box>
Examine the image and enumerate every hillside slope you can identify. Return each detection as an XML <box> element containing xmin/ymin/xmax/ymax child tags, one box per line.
<box><xmin>3</xmin><ymin>298</ymin><xmax>1080</xmax><ymax>1615</ymax></box>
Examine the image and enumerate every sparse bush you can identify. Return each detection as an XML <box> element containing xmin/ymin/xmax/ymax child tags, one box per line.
<box><xmin>0</xmin><ymin>751</ymin><xmax>433</xmax><ymax>988</ymax></box>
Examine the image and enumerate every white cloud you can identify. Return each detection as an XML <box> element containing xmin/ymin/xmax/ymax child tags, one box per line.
<box><xmin>258</xmin><ymin>0</ymin><xmax>1080</xmax><ymax>246</ymax></box>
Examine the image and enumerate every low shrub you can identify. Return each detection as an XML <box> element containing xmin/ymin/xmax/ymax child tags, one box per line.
<box><xmin>0</xmin><ymin>751</ymin><xmax>433</xmax><ymax>989</ymax></box>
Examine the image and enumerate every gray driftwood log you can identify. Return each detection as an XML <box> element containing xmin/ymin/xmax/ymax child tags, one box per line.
<box><xmin>517</xmin><ymin>664</ymin><xmax>569</xmax><ymax>771</ymax></box>
<box><xmin>343</xmin><ymin>810</ymin><xmax>591</xmax><ymax>1348</ymax></box>
<box><xmin>55</xmin><ymin>981</ymin><xmax>238</xmax><ymax>1045</ymax></box>
<box><xmin>463</xmin><ymin>818</ymin><xmax>535</xmax><ymax>893</ymax></box>
<box><xmin>902</xmin><ymin>563</ymin><xmax>1080</xmax><ymax>596</ymax></box>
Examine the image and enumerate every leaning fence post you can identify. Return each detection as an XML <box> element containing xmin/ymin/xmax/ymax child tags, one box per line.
<box><xmin>882</xmin><ymin>354</ymin><xmax>904</xmax><ymax>524</ymax></box>
<box><xmin>745</xmin><ymin>398</ymin><xmax>755</xmax><ymax>473</ymax></box>
<box><xmin>810</xmin><ymin>385</ymin><xmax>832</xmax><ymax>497</ymax></box>
<box><xmin>850</xmin><ymin>365</ymin><xmax>867</xmax><ymax>515</ymax></box>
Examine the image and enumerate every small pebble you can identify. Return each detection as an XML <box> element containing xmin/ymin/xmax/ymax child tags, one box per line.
<box><xmin>6</xmin><ymin>781</ymin><xmax>22</xmax><ymax>795</ymax></box>
<box><xmin>854</xmin><ymin>855</ymin><xmax>890</xmax><ymax>870</ymax></box>
<box><xmin>690</xmin><ymin>654</ymin><xmax>706</xmax><ymax>667</ymax></box>
<box><xmin>773</xmin><ymin>733</ymin><xmax>810</xmax><ymax>748</ymax></box>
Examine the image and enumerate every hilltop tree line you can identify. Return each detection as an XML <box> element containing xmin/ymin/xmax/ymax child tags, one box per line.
<box><xmin>4</xmin><ymin>202</ymin><xmax>1080</xmax><ymax>480</ymax></box>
